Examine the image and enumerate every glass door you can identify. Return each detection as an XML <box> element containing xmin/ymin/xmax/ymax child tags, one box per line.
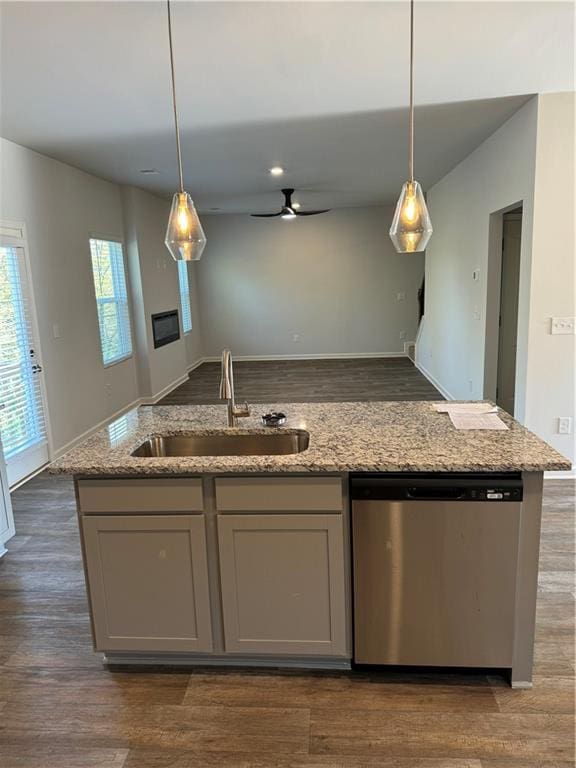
<box><xmin>0</xmin><ymin>243</ymin><xmax>49</xmax><ymax>486</ymax></box>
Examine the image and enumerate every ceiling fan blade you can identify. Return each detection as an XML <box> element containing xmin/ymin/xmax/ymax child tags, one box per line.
<box><xmin>250</xmin><ymin>212</ymin><xmax>283</xmax><ymax>218</ymax></box>
<box><xmin>295</xmin><ymin>209</ymin><xmax>332</xmax><ymax>216</ymax></box>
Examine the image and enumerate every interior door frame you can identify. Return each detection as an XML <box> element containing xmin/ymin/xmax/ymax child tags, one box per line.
<box><xmin>0</xmin><ymin>432</ymin><xmax>15</xmax><ymax>555</ymax></box>
<box><xmin>0</xmin><ymin>220</ymin><xmax>54</xmax><ymax>486</ymax></box>
<box><xmin>483</xmin><ymin>201</ymin><xmax>524</xmax><ymax>414</ymax></box>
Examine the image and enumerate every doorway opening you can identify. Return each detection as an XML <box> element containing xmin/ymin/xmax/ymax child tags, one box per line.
<box><xmin>484</xmin><ymin>205</ymin><xmax>523</xmax><ymax>416</ymax></box>
<box><xmin>496</xmin><ymin>208</ymin><xmax>522</xmax><ymax>414</ymax></box>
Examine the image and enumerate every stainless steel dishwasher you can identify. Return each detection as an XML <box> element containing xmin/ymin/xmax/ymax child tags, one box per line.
<box><xmin>351</xmin><ymin>473</ymin><xmax>523</xmax><ymax>669</ymax></box>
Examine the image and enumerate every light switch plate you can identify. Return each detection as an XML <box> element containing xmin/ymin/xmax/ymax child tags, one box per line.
<box><xmin>558</xmin><ymin>416</ymin><xmax>572</xmax><ymax>435</ymax></box>
<box><xmin>550</xmin><ymin>317</ymin><xmax>575</xmax><ymax>335</ymax></box>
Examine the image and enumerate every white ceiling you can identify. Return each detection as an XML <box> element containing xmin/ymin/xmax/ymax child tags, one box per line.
<box><xmin>0</xmin><ymin>1</ymin><xmax>573</xmax><ymax>212</ymax></box>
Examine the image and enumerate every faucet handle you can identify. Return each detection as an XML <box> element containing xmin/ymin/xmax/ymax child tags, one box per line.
<box><xmin>233</xmin><ymin>402</ymin><xmax>251</xmax><ymax>418</ymax></box>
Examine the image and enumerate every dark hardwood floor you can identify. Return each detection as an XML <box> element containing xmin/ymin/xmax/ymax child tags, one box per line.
<box><xmin>0</xmin><ymin>472</ymin><xmax>573</xmax><ymax>767</ymax></box>
<box><xmin>159</xmin><ymin>357</ymin><xmax>443</xmax><ymax>405</ymax></box>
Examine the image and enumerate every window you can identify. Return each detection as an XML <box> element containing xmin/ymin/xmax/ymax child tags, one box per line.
<box><xmin>178</xmin><ymin>260</ymin><xmax>192</xmax><ymax>334</ymax></box>
<box><xmin>89</xmin><ymin>238</ymin><xmax>133</xmax><ymax>366</ymax></box>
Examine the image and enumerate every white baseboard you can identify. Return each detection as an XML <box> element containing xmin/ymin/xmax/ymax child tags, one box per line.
<box><xmin>9</xmin><ymin>462</ymin><xmax>51</xmax><ymax>492</ymax></box>
<box><xmin>403</xmin><ymin>341</ymin><xmax>416</xmax><ymax>362</ymax></box>
<box><xmin>544</xmin><ymin>469</ymin><xmax>576</xmax><ymax>480</ymax></box>
<box><xmin>140</xmin><ymin>373</ymin><xmax>190</xmax><ymax>405</ymax></box>
<box><xmin>52</xmin><ymin>397</ymin><xmax>142</xmax><ymax>460</ymax></box>
<box><xmin>415</xmin><ymin>361</ymin><xmax>456</xmax><ymax>400</ymax></box>
<box><xmin>51</xmin><ymin>358</ymin><xmax>206</xmax><ymax>460</ymax></box>
<box><xmin>201</xmin><ymin>352</ymin><xmax>407</xmax><ymax>363</ymax></box>
<box><xmin>140</xmin><ymin>357</ymin><xmax>206</xmax><ymax>405</ymax></box>
<box><xmin>187</xmin><ymin>357</ymin><xmax>205</xmax><ymax>373</ymax></box>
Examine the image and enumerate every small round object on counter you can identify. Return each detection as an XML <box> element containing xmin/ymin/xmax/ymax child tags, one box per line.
<box><xmin>261</xmin><ymin>412</ymin><xmax>287</xmax><ymax>427</ymax></box>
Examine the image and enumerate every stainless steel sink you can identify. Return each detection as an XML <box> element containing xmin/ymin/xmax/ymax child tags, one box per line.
<box><xmin>131</xmin><ymin>430</ymin><xmax>310</xmax><ymax>457</ymax></box>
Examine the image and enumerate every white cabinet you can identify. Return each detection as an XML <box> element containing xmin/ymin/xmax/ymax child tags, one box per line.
<box><xmin>217</xmin><ymin>513</ymin><xmax>348</xmax><ymax>656</ymax></box>
<box><xmin>0</xmin><ymin>435</ymin><xmax>15</xmax><ymax>557</ymax></box>
<box><xmin>82</xmin><ymin>514</ymin><xmax>213</xmax><ymax>652</ymax></box>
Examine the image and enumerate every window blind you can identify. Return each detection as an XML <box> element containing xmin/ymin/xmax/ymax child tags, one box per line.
<box><xmin>178</xmin><ymin>260</ymin><xmax>192</xmax><ymax>334</ymax></box>
<box><xmin>0</xmin><ymin>246</ymin><xmax>47</xmax><ymax>458</ymax></box>
<box><xmin>89</xmin><ymin>239</ymin><xmax>133</xmax><ymax>366</ymax></box>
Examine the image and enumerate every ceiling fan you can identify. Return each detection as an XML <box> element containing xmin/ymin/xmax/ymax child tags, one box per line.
<box><xmin>251</xmin><ymin>188</ymin><xmax>331</xmax><ymax>219</ymax></box>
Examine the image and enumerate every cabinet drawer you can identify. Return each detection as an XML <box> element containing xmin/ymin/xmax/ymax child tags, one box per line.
<box><xmin>215</xmin><ymin>476</ymin><xmax>343</xmax><ymax>512</ymax></box>
<box><xmin>77</xmin><ymin>478</ymin><xmax>204</xmax><ymax>514</ymax></box>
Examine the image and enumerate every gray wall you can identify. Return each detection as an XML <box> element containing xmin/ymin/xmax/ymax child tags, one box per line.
<box><xmin>418</xmin><ymin>98</ymin><xmax>538</xmax><ymax>406</ymax></box>
<box><xmin>198</xmin><ymin>206</ymin><xmax>424</xmax><ymax>358</ymax></box>
<box><xmin>417</xmin><ymin>93</ymin><xmax>575</xmax><ymax>464</ymax></box>
<box><xmin>122</xmin><ymin>186</ymin><xmax>204</xmax><ymax>401</ymax></box>
<box><xmin>0</xmin><ymin>138</ymin><xmax>141</xmax><ymax>454</ymax></box>
<box><xmin>0</xmin><ymin>138</ymin><xmax>204</xmax><ymax>456</ymax></box>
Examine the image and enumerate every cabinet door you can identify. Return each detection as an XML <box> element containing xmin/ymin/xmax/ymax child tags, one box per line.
<box><xmin>218</xmin><ymin>514</ymin><xmax>347</xmax><ymax>656</ymax></box>
<box><xmin>83</xmin><ymin>515</ymin><xmax>212</xmax><ymax>652</ymax></box>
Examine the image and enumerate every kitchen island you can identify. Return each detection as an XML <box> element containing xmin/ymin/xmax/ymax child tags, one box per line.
<box><xmin>50</xmin><ymin>401</ymin><xmax>570</xmax><ymax>687</ymax></box>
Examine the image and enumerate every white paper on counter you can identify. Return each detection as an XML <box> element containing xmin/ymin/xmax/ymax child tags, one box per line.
<box><xmin>449</xmin><ymin>412</ymin><xmax>509</xmax><ymax>430</ymax></box>
<box><xmin>432</xmin><ymin>402</ymin><xmax>498</xmax><ymax>414</ymax></box>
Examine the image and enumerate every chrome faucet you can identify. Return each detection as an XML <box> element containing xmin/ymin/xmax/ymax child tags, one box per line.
<box><xmin>219</xmin><ymin>349</ymin><xmax>250</xmax><ymax>427</ymax></box>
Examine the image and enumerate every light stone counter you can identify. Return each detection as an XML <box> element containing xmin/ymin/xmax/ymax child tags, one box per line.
<box><xmin>49</xmin><ymin>401</ymin><xmax>571</xmax><ymax>475</ymax></box>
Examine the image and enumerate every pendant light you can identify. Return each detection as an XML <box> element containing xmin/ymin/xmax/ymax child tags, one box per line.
<box><xmin>389</xmin><ymin>0</ymin><xmax>433</xmax><ymax>253</ymax></box>
<box><xmin>164</xmin><ymin>0</ymin><xmax>206</xmax><ymax>262</ymax></box>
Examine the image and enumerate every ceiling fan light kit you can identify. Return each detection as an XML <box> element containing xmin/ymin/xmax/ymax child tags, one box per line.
<box><xmin>389</xmin><ymin>0</ymin><xmax>433</xmax><ymax>253</ymax></box>
<box><xmin>251</xmin><ymin>188</ymin><xmax>331</xmax><ymax>219</ymax></box>
<box><xmin>164</xmin><ymin>0</ymin><xmax>207</xmax><ymax>262</ymax></box>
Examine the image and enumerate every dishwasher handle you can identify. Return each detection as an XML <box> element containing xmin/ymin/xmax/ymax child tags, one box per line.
<box><xmin>405</xmin><ymin>487</ymin><xmax>465</xmax><ymax>501</ymax></box>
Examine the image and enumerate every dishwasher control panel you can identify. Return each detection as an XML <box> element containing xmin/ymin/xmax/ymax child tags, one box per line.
<box><xmin>470</xmin><ymin>487</ymin><xmax>522</xmax><ymax>501</ymax></box>
<box><xmin>350</xmin><ymin>472</ymin><xmax>523</xmax><ymax>502</ymax></box>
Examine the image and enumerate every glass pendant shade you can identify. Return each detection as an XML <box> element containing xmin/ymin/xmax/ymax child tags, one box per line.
<box><xmin>165</xmin><ymin>191</ymin><xmax>207</xmax><ymax>262</ymax></box>
<box><xmin>389</xmin><ymin>180</ymin><xmax>433</xmax><ymax>253</ymax></box>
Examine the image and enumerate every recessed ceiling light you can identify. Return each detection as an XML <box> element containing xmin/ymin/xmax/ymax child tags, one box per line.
<box><xmin>292</xmin><ymin>202</ymin><xmax>301</xmax><ymax>210</ymax></box>
<box><xmin>139</xmin><ymin>168</ymin><xmax>159</xmax><ymax>175</ymax></box>
<box><xmin>269</xmin><ymin>166</ymin><xmax>284</xmax><ymax>177</ymax></box>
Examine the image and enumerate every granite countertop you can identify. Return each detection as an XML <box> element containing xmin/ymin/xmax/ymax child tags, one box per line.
<box><xmin>48</xmin><ymin>401</ymin><xmax>571</xmax><ymax>475</ymax></box>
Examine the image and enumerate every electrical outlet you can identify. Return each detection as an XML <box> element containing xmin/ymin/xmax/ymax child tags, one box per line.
<box><xmin>396</xmin><ymin>292</ymin><xmax>406</xmax><ymax>302</ymax></box>
<box><xmin>399</xmin><ymin>330</ymin><xmax>407</xmax><ymax>341</ymax></box>
<box><xmin>292</xmin><ymin>333</ymin><xmax>300</xmax><ymax>343</ymax></box>
<box><xmin>550</xmin><ymin>317</ymin><xmax>575</xmax><ymax>335</ymax></box>
<box><xmin>105</xmin><ymin>383</ymin><xmax>112</xmax><ymax>398</ymax></box>
<box><xmin>52</xmin><ymin>323</ymin><xmax>61</xmax><ymax>339</ymax></box>
<box><xmin>558</xmin><ymin>416</ymin><xmax>572</xmax><ymax>435</ymax></box>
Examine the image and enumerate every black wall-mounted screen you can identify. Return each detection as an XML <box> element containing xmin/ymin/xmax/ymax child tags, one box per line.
<box><xmin>152</xmin><ymin>310</ymin><xmax>180</xmax><ymax>349</ymax></box>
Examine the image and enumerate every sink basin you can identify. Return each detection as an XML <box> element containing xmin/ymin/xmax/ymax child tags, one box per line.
<box><xmin>131</xmin><ymin>430</ymin><xmax>310</xmax><ymax>457</ymax></box>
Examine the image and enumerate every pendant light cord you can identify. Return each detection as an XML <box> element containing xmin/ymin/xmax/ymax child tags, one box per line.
<box><xmin>408</xmin><ymin>0</ymin><xmax>414</xmax><ymax>183</ymax></box>
<box><xmin>167</xmin><ymin>0</ymin><xmax>184</xmax><ymax>192</ymax></box>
